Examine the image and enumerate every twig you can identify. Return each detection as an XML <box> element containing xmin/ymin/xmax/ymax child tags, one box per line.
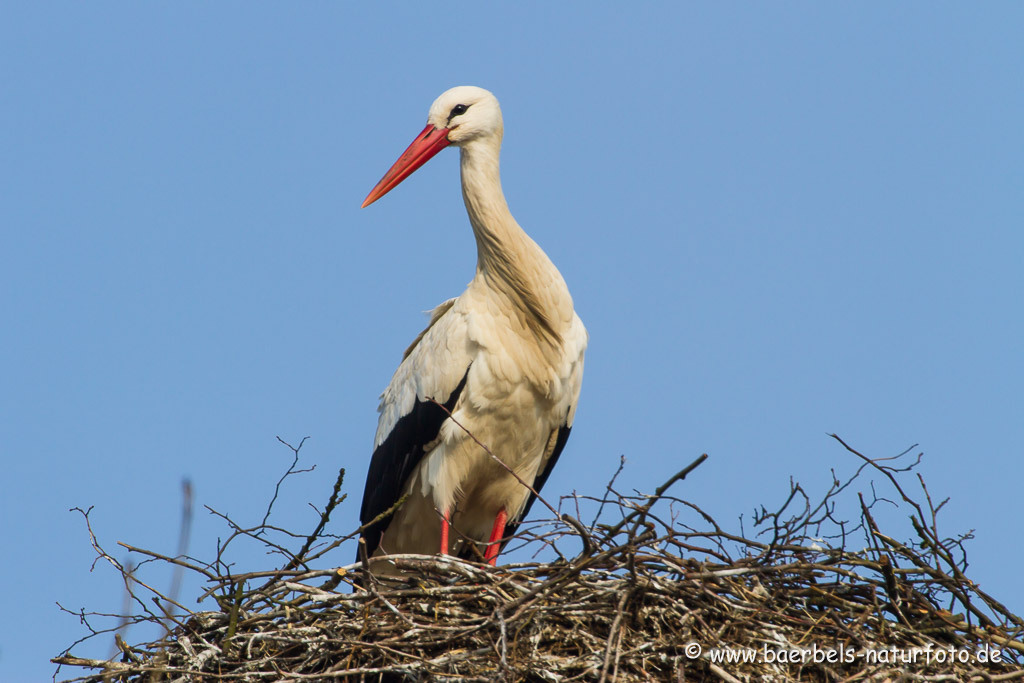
<box><xmin>261</xmin><ymin>436</ymin><xmax>314</xmax><ymax>529</ymax></box>
<box><xmin>602</xmin><ymin>453</ymin><xmax>708</xmax><ymax>539</ymax></box>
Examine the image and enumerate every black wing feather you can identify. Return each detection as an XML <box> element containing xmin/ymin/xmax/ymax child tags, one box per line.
<box><xmin>356</xmin><ymin>368</ymin><xmax>469</xmax><ymax>561</ymax></box>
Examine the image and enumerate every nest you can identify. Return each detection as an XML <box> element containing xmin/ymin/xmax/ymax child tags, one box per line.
<box><xmin>55</xmin><ymin>436</ymin><xmax>1024</xmax><ymax>681</ymax></box>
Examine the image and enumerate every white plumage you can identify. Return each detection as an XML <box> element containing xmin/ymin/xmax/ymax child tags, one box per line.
<box><xmin>357</xmin><ymin>86</ymin><xmax>586</xmax><ymax>573</ymax></box>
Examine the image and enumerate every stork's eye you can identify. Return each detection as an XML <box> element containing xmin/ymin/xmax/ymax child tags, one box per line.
<box><xmin>449</xmin><ymin>104</ymin><xmax>469</xmax><ymax>120</ymax></box>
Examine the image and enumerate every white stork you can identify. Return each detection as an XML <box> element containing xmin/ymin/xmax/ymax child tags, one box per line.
<box><xmin>356</xmin><ymin>86</ymin><xmax>587</xmax><ymax>573</ymax></box>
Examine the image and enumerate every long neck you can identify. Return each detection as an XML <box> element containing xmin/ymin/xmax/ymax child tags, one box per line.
<box><xmin>459</xmin><ymin>137</ymin><xmax>571</xmax><ymax>345</ymax></box>
<box><xmin>459</xmin><ymin>136</ymin><xmax>523</xmax><ymax>274</ymax></box>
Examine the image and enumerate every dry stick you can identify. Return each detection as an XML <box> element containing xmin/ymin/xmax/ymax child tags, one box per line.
<box><xmin>561</xmin><ymin>513</ymin><xmax>596</xmax><ymax>556</ymax></box>
<box><xmin>112</xmin><ymin>544</ymin><xmax>214</xmax><ymax>581</ymax></box>
<box><xmin>856</xmin><ymin>492</ymin><xmax>913</xmax><ymax>627</ymax></box>
<box><xmin>427</xmin><ymin>397</ymin><xmax>595</xmax><ymax>553</ymax></box>
<box><xmin>167</xmin><ymin>478</ymin><xmax>194</xmax><ymax>615</ymax></box>
<box><xmin>599</xmin><ymin>589</ymin><xmax>630</xmax><ymax>683</ymax></box>
<box><xmin>707</xmin><ymin>661</ymin><xmax>744</xmax><ymax>683</ymax></box>
<box><xmin>427</xmin><ymin>398</ymin><xmax>558</xmax><ymax>518</ymax></box>
<box><xmin>278</xmin><ymin>466</ymin><xmax>347</xmax><ymax>574</ymax></box>
<box><xmin>262</xmin><ymin>436</ymin><xmax>313</xmax><ymax>528</ymax></box>
<box><xmin>223</xmin><ymin>580</ymin><xmax>245</xmax><ymax>654</ymax></box>
<box><xmin>857</xmin><ymin>492</ymin><xmax>892</xmax><ymax>567</ymax></box>
<box><xmin>495</xmin><ymin>608</ymin><xmax>509</xmax><ymax>679</ymax></box>
<box><xmin>274</xmin><ymin>489</ymin><xmax>415</xmax><ymax>571</ymax></box>
<box><xmin>113</xmin><ymin>634</ymin><xmax>144</xmax><ymax>664</ymax></box>
<box><xmin>71</xmin><ymin>507</ymin><xmax>193</xmax><ymax>629</ymax></box>
<box><xmin>830</xmin><ymin>433</ymin><xmax>926</xmax><ymax>524</ymax></box>
<box><xmin>110</xmin><ymin>562</ymin><xmax>136</xmax><ymax>661</ymax></box>
<box><xmin>834</xmin><ymin>434</ymin><xmax>1009</xmax><ymax>631</ymax></box>
<box><xmin>72</xmin><ymin>506</ymin><xmax>125</xmax><ymax>574</ymax></box>
<box><xmin>357</xmin><ymin>540</ymin><xmax>378</xmax><ymax>598</ymax></box>
<box><xmin>871</xmin><ymin>527</ymin><xmax>998</xmax><ymax>631</ymax></box>
<box><xmin>112</xmin><ymin>547</ymin><xmax>212</xmax><ymax>605</ymax></box>
<box><xmin>591</xmin><ymin>455</ymin><xmax>626</xmax><ymax>528</ymax></box>
<box><xmin>204</xmin><ymin>506</ymin><xmax>299</xmax><ymax>562</ymax></box>
<box><xmin>602</xmin><ymin>453</ymin><xmax>708</xmax><ymax>540</ymax></box>
<box><xmin>199</xmin><ymin>493</ymin><xmax>414</xmax><ymax>604</ymax></box>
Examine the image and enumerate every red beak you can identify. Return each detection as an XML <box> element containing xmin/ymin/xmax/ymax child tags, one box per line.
<box><xmin>361</xmin><ymin>124</ymin><xmax>451</xmax><ymax>208</ymax></box>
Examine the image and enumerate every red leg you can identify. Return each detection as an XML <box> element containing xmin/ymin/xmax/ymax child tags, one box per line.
<box><xmin>440</xmin><ymin>508</ymin><xmax>450</xmax><ymax>556</ymax></box>
<box><xmin>484</xmin><ymin>507</ymin><xmax>508</xmax><ymax>566</ymax></box>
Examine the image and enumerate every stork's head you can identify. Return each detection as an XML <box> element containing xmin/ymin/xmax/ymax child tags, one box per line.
<box><xmin>426</xmin><ymin>86</ymin><xmax>503</xmax><ymax>146</ymax></box>
<box><xmin>362</xmin><ymin>86</ymin><xmax>502</xmax><ymax>208</ymax></box>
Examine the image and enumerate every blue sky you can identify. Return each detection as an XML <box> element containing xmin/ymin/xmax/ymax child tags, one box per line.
<box><xmin>3</xmin><ymin>5</ymin><xmax>1022</xmax><ymax>680</ymax></box>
